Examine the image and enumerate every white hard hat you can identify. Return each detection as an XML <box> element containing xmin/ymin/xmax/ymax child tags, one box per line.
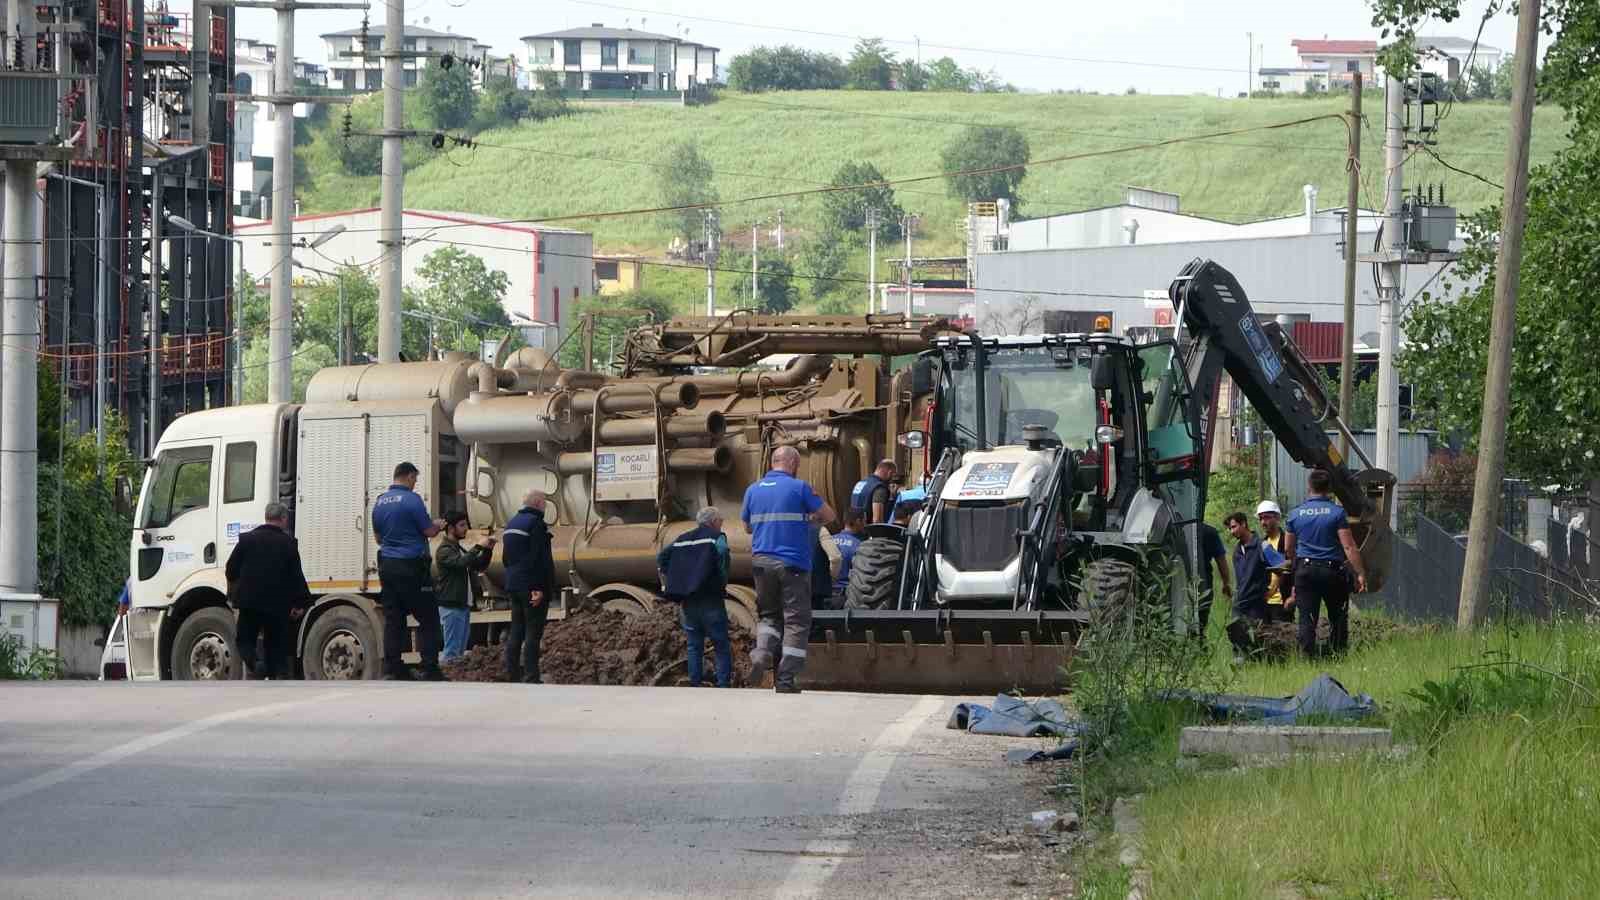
<box><xmin>1256</xmin><ymin>500</ymin><xmax>1282</xmax><ymax>516</ymax></box>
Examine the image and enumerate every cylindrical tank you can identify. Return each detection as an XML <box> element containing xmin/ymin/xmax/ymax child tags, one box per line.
<box><xmin>305</xmin><ymin>359</ymin><xmax>476</xmax><ymax>417</ymax></box>
<box><xmin>453</xmin><ymin>393</ymin><xmax>580</xmax><ymax>444</ymax></box>
<box><xmin>568</xmin><ymin>382</ymin><xmax>700</xmax><ymax>414</ymax></box>
<box><xmin>556</xmin><ymin>446</ymin><xmax>732</xmax><ymax>476</ymax></box>
<box><xmin>596</xmin><ymin>411</ymin><xmax>726</xmax><ymax>443</ymax></box>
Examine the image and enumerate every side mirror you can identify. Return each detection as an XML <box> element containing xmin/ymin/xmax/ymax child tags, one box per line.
<box><xmin>898</xmin><ymin>430</ymin><xmax>926</xmax><ymax>450</ymax></box>
<box><xmin>1091</xmin><ymin>355</ymin><xmax>1118</xmax><ymax>391</ymax></box>
<box><xmin>115</xmin><ymin>476</ymin><xmax>134</xmax><ymax>518</ymax></box>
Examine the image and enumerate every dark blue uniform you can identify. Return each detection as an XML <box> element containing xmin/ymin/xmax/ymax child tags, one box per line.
<box><xmin>832</xmin><ymin>530</ymin><xmax>862</xmax><ymax>601</ymax></box>
<box><xmin>1286</xmin><ymin>495</ymin><xmax>1352</xmax><ymax>657</ymax></box>
<box><xmin>371</xmin><ymin>484</ymin><xmax>441</xmax><ymax>678</ymax></box>
<box><xmin>658</xmin><ymin>523</ymin><xmax>732</xmax><ymax>687</ymax></box>
<box><xmin>502</xmin><ymin>504</ymin><xmax>556</xmax><ymax>683</ymax></box>
<box><xmin>849</xmin><ymin>474</ymin><xmax>892</xmax><ymax>524</ymax></box>
<box><xmin>741</xmin><ymin>469</ymin><xmax>824</xmax><ymax>690</ymax></box>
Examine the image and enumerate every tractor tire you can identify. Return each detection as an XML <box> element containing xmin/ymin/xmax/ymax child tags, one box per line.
<box><xmin>1076</xmin><ymin>559</ymin><xmax>1139</xmax><ymax>625</ymax></box>
<box><xmin>845</xmin><ymin>536</ymin><xmax>905</xmax><ymax>610</ymax></box>
<box><xmin>303</xmin><ymin>606</ymin><xmax>383</xmax><ymax>681</ymax></box>
<box><xmin>171</xmin><ymin>606</ymin><xmax>241</xmax><ymax>681</ymax></box>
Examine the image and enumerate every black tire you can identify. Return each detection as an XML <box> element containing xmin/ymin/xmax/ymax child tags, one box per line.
<box><xmin>171</xmin><ymin>606</ymin><xmax>241</xmax><ymax>681</ymax></box>
<box><xmin>1077</xmin><ymin>558</ymin><xmax>1138</xmax><ymax>622</ymax></box>
<box><xmin>1076</xmin><ymin>539</ymin><xmax>1193</xmax><ymax>635</ymax></box>
<box><xmin>302</xmin><ymin>606</ymin><xmax>383</xmax><ymax>681</ymax></box>
<box><xmin>845</xmin><ymin>536</ymin><xmax>905</xmax><ymax>610</ymax></box>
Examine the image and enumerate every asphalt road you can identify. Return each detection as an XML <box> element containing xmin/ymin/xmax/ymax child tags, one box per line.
<box><xmin>0</xmin><ymin>683</ymin><xmax>1056</xmax><ymax>899</ymax></box>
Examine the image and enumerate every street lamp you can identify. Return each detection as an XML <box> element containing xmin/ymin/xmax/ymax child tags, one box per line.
<box><xmin>297</xmin><ymin>223</ymin><xmax>346</xmax><ymax>250</ymax></box>
<box><xmin>166</xmin><ymin>215</ymin><xmax>247</xmax><ymax>405</ymax></box>
<box><xmin>293</xmin><ymin>258</ymin><xmax>349</xmax><ymax>366</ymax></box>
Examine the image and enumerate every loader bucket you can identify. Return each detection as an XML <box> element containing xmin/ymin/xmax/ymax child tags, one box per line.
<box><xmin>1350</xmin><ymin>467</ymin><xmax>1398</xmax><ymax>593</ymax></box>
<box><xmin>806</xmin><ymin>608</ymin><xmax>1087</xmax><ymax>694</ymax></box>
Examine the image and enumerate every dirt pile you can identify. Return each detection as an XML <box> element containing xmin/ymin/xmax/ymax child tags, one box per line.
<box><xmin>443</xmin><ymin>601</ymin><xmax>758</xmax><ymax>686</ymax></box>
<box><xmin>1253</xmin><ymin>614</ymin><xmax>1429</xmax><ymax>658</ymax></box>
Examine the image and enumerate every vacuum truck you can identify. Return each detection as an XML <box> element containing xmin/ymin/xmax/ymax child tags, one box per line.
<box><xmin>115</xmin><ymin>314</ymin><xmax>948</xmax><ymax>683</ymax></box>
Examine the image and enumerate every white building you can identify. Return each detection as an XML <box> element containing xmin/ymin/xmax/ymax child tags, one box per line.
<box><xmin>1290</xmin><ymin>38</ymin><xmax>1379</xmax><ymax>89</ymax></box>
<box><xmin>231</xmin><ymin>37</ymin><xmax>322</xmax><ymax>216</ymax></box>
<box><xmin>522</xmin><ymin>24</ymin><xmax>717</xmax><ymax>92</ymax></box>
<box><xmin>1416</xmin><ymin>35</ymin><xmax>1504</xmax><ymax>82</ymax></box>
<box><xmin>1256</xmin><ymin>65</ymin><xmax>1330</xmax><ymax>94</ymax></box>
<box><xmin>321</xmin><ymin>25</ymin><xmax>482</xmax><ymax>92</ymax></box>
<box><xmin>236</xmin><ymin>208</ymin><xmax>594</xmax><ymax>340</ymax></box>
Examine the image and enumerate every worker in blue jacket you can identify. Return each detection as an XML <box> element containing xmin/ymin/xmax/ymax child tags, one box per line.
<box><xmin>741</xmin><ymin>445</ymin><xmax>835</xmax><ymax>694</ymax></box>
<box><xmin>657</xmin><ymin>507</ymin><xmax>733</xmax><ymax>687</ymax></box>
<box><xmin>502</xmin><ymin>488</ymin><xmax>557</xmax><ymax>683</ymax></box>
<box><xmin>372</xmin><ymin>462</ymin><xmax>445</xmax><ymax>681</ymax></box>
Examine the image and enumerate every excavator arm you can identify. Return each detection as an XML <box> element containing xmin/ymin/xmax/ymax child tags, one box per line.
<box><xmin>1168</xmin><ymin>258</ymin><xmax>1396</xmax><ymax>590</ymax></box>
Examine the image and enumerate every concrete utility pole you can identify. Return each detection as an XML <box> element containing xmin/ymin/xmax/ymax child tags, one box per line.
<box><xmin>866</xmin><ymin>208</ymin><xmax>878</xmax><ymax>312</ymax></box>
<box><xmin>774</xmin><ymin>208</ymin><xmax>784</xmax><ymax>249</ymax></box>
<box><xmin>2</xmin><ymin>156</ymin><xmax>40</xmax><ymax>595</ymax></box>
<box><xmin>703</xmin><ymin>210</ymin><xmax>719</xmax><ymax>316</ymax></box>
<box><xmin>1246</xmin><ymin>31</ymin><xmax>1253</xmax><ymax>98</ymax></box>
<box><xmin>901</xmin><ymin>213</ymin><xmax>920</xmax><ymax>317</ymax></box>
<box><xmin>1458</xmin><ymin>0</ymin><xmax>1542</xmax><ymax>631</ymax></box>
<box><xmin>378</xmin><ymin>0</ymin><xmax>404</xmax><ymax>363</ymax></box>
<box><xmin>750</xmin><ymin>220</ymin><xmax>758</xmax><ymax>302</ymax></box>
<box><xmin>1339</xmin><ymin>72</ymin><xmax>1363</xmax><ymax>460</ymax></box>
<box><xmin>1375</xmin><ymin>76</ymin><xmax>1405</xmax><ymax>481</ymax></box>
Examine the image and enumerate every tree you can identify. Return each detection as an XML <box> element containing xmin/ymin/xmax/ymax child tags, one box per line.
<box><xmin>939</xmin><ymin>125</ymin><xmax>1030</xmax><ymax>209</ymax></box>
<box><xmin>559</xmin><ymin>290</ymin><xmax>677</xmax><ymax>370</ymax></box>
<box><xmin>1380</xmin><ymin>0</ymin><xmax>1600</xmax><ymax>487</ymax></box>
<box><xmin>846</xmin><ymin>38</ymin><xmax>896</xmax><ymax>91</ymax></box>
<box><xmin>298</xmin><ymin>266</ymin><xmax>377</xmax><ymax>357</ymax></box>
<box><xmin>898</xmin><ymin>60</ymin><xmax>927</xmax><ymax>92</ymax></box>
<box><xmin>243</xmin><ymin>339</ymin><xmax>337</xmax><ymax>403</ymax></box>
<box><xmin>798</xmin><ymin>225</ymin><xmax>851</xmax><ymax>306</ymax></box>
<box><xmin>820</xmin><ymin>161</ymin><xmax>903</xmax><ymax>242</ymax></box>
<box><xmin>1493</xmin><ymin>54</ymin><xmax>1517</xmax><ymax>100</ymax></box>
<box><xmin>418</xmin><ymin>58</ymin><xmax>476</xmax><ymax>131</ymax></box>
<box><xmin>413</xmin><ymin>246</ymin><xmax>512</xmax><ymax>353</ymax></box>
<box><xmin>725</xmin><ymin>45</ymin><xmax>847</xmax><ymax>91</ymax></box>
<box><xmin>657</xmin><ymin>141</ymin><xmax>718</xmax><ymax>245</ymax></box>
<box><xmin>726</xmin><ymin>249</ymin><xmax>799</xmax><ymax>314</ymax></box>
<box><xmin>474</xmin><ymin>75</ymin><xmax>531</xmax><ymax>130</ymax></box>
<box><xmin>1467</xmin><ymin>64</ymin><xmax>1495</xmax><ymax>100</ymax></box>
<box><xmin>924</xmin><ymin>57</ymin><xmax>972</xmax><ymax>92</ymax></box>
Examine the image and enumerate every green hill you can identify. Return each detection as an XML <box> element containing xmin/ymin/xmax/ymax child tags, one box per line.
<box><xmin>295</xmin><ymin>90</ymin><xmax>1568</xmax><ymax>306</ymax></box>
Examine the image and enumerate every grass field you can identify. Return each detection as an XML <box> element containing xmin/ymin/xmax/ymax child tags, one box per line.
<box><xmin>296</xmin><ymin>90</ymin><xmax>1572</xmax><ymax>260</ymax></box>
<box><xmin>1081</xmin><ymin>619</ymin><xmax>1600</xmax><ymax>899</ymax></box>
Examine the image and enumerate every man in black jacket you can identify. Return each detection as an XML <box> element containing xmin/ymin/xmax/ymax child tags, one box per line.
<box><xmin>434</xmin><ymin>511</ymin><xmax>495</xmax><ymax>662</ymax></box>
<box><xmin>502</xmin><ymin>488</ymin><xmax>557</xmax><ymax>683</ymax></box>
<box><xmin>225</xmin><ymin>502</ymin><xmax>312</xmax><ymax>679</ymax></box>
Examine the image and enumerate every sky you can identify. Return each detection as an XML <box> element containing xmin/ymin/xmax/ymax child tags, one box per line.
<box><xmin>205</xmin><ymin>0</ymin><xmax>1524</xmax><ymax>95</ymax></box>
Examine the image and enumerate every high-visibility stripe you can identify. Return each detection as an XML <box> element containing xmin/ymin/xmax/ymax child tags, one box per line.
<box><xmin>749</xmin><ymin>512</ymin><xmax>808</xmax><ymax>524</ymax></box>
<box><xmin>503</xmin><ymin>528</ymin><xmax>530</xmax><ymax>536</ymax></box>
<box><xmin>671</xmin><ymin>537</ymin><xmax>719</xmax><ymax>549</ymax></box>
<box><xmin>781</xmin><ymin>645</ymin><xmax>808</xmax><ymax>658</ymax></box>
<box><xmin>758</xmin><ymin>624</ymin><xmax>783</xmax><ymax>640</ymax></box>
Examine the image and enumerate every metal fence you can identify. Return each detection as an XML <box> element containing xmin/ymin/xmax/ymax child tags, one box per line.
<box><xmin>1368</xmin><ymin>514</ymin><xmax>1593</xmax><ymax>623</ymax></box>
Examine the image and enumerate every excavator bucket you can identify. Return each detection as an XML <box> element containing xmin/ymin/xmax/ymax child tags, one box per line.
<box><xmin>805</xmin><ymin>609</ymin><xmax>1086</xmax><ymax>694</ymax></box>
<box><xmin>1350</xmin><ymin>467</ymin><xmax>1398</xmax><ymax>593</ymax></box>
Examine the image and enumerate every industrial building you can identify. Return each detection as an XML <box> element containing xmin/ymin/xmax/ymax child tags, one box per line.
<box><xmin>2</xmin><ymin>0</ymin><xmax>236</xmax><ymax>459</ymax></box>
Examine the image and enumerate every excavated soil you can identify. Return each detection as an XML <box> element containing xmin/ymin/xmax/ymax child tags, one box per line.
<box><xmin>1253</xmin><ymin>613</ymin><xmax>1426</xmax><ymax>659</ymax></box>
<box><xmin>443</xmin><ymin>600</ymin><xmax>758</xmax><ymax>686</ymax></box>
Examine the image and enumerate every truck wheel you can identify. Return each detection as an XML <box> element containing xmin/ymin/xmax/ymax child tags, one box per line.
<box><xmin>1076</xmin><ymin>559</ymin><xmax>1138</xmax><ymax>624</ymax></box>
<box><xmin>303</xmin><ymin>607</ymin><xmax>382</xmax><ymax>681</ymax></box>
<box><xmin>171</xmin><ymin>607</ymin><xmax>241</xmax><ymax>681</ymax></box>
<box><xmin>845</xmin><ymin>536</ymin><xmax>905</xmax><ymax>610</ymax></box>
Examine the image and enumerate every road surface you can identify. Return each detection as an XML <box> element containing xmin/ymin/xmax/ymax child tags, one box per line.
<box><xmin>0</xmin><ymin>683</ymin><xmax>1068</xmax><ymax>898</ymax></box>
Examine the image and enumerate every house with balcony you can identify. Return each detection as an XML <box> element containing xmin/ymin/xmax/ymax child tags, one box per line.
<box><xmin>1290</xmin><ymin>38</ymin><xmax>1378</xmax><ymax>87</ymax></box>
<box><xmin>522</xmin><ymin>24</ymin><xmax>717</xmax><ymax>93</ymax></box>
<box><xmin>321</xmin><ymin>24</ymin><xmax>481</xmax><ymax>92</ymax></box>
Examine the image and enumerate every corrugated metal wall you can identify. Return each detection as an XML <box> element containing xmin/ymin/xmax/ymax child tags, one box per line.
<box><xmin>1271</xmin><ymin>430</ymin><xmax>1434</xmax><ymax>507</ymax></box>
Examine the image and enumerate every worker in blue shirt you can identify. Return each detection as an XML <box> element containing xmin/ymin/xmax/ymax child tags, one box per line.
<box><xmin>829</xmin><ymin>513</ymin><xmax>865</xmax><ymax>608</ymax></box>
<box><xmin>1283</xmin><ymin>468</ymin><xmax>1369</xmax><ymax>658</ymax></box>
<box><xmin>371</xmin><ymin>461</ymin><xmax>445</xmax><ymax>680</ymax></box>
<box><xmin>741</xmin><ymin>445</ymin><xmax>835</xmax><ymax>693</ymax></box>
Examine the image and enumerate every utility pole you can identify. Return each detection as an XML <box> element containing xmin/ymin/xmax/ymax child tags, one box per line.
<box><xmin>378</xmin><ymin>0</ymin><xmax>405</xmax><ymax>363</ymax></box>
<box><xmin>1246</xmin><ymin>31</ymin><xmax>1253</xmax><ymax>98</ymax></box>
<box><xmin>901</xmin><ymin>213</ymin><xmax>920</xmax><ymax>317</ymax></box>
<box><xmin>1339</xmin><ymin>72</ymin><xmax>1362</xmax><ymax>460</ymax></box>
<box><xmin>1458</xmin><ymin>0</ymin><xmax>1542</xmax><ymax>630</ymax></box>
<box><xmin>774</xmin><ymin>208</ymin><xmax>784</xmax><ymax>249</ymax></box>
<box><xmin>1</xmin><ymin>153</ymin><xmax>40</xmax><ymax>595</ymax></box>
<box><xmin>866</xmin><ymin>208</ymin><xmax>879</xmax><ymax>312</ymax></box>
<box><xmin>1375</xmin><ymin>76</ymin><xmax>1405</xmax><ymax>481</ymax></box>
<box><xmin>703</xmin><ymin>210</ymin><xmax>719</xmax><ymax>316</ymax></box>
<box><xmin>750</xmin><ymin>220</ymin><xmax>758</xmax><ymax>303</ymax></box>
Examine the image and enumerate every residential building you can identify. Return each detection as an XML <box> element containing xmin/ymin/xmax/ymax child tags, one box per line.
<box><xmin>236</xmin><ymin>209</ymin><xmax>593</xmax><ymax>343</ymax></box>
<box><xmin>231</xmin><ymin>37</ymin><xmax>324</xmax><ymax>217</ymax></box>
<box><xmin>321</xmin><ymin>25</ymin><xmax>481</xmax><ymax>92</ymax></box>
<box><xmin>1415</xmin><ymin>35</ymin><xmax>1503</xmax><ymax>82</ymax></box>
<box><xmin>1290</xmin><ymin>38</ymin><xmax>1378</xmax><ymax>87</ymax></box>
<box><xmin>522</xmin><ymin>24</ymin><xmax>717</xmax><ymax>91</ymax></box>
<box><xmin>1256</xmin><ymin>64</ymin><xmax>1330</xmax><ymax>94</ymax></box>
<box><xmin>595</xmin><ymin>255</ymin><xmax>645</xmax><ymax>295</ymax></box>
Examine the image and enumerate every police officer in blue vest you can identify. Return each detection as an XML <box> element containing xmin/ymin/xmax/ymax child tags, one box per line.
<box><xmin>1283</xmin><ymin>468</ymin><xmax>1369</xmax><ymax>658</ymax></box>
<box><xmin>372</xmin><ymin>462</ymin><xmax>446</xmax><ymax>680</ymax></box>
<box><xmin>741</xmin><ymin>445</ymin><xmax>836</xmax><ymax>693</ymax></box>
<box><xmin>828</xmin><ymin>513</ymin><xmax>865</xmax><ymax>608</ymax></box>
<box><xmin>849</xmin><ymin>459</ymin><xmax>898</xmax><ymax>525</ymax></box>
<box><xmin>657</xmin><ymin>507</ymin><xmax>733</xmax><ymax>687</ymax></box>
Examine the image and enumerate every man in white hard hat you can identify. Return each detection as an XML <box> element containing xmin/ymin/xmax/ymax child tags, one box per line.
<box><xmin>1256</xmin><ymin>500</ymin><xmax>1292</xmax><ymax>622</ymax></box>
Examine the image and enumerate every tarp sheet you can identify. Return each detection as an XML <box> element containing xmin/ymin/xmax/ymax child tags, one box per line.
<box><xmin>1167</xmin><ymin>673</ymin><xmax>1377</xmax><ymax>725</ymax></box>
<box><xmin>947</xmin><ymin>694</ymin><xmax>1078</xmax><ymax>738</ymax></box>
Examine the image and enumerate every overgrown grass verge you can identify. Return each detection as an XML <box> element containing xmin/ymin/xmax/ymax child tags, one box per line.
<box><xmin>1070</xmin><ymin>620</ymin><xmax>1600</xmax><ymax>898</ymax></box>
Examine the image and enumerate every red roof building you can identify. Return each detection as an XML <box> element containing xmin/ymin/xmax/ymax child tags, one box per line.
<box><xmin>1289</xmin><ymin>38</ymin><xmax>1379</xmax><ymax>86</ymax></box>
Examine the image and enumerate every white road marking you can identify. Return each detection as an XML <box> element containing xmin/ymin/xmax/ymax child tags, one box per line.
<box><xmin>776</xmin><ymin>694</ymin><xmax>945</xmax><ymax>899</ymax></box>
<box><xmin>0</xmin><ymin>691</ymin><xmax>348</xmax><ymax>806</ymax></box>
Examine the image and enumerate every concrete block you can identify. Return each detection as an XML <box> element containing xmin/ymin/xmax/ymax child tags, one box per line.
<box><xmin>1179</xmin><ymin>725</ymin><xmax>1392</xmax><ymax>757</ymax></box>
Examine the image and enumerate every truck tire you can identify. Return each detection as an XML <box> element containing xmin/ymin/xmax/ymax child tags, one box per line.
<box><xmin>845</xmin><ymin>536</ymin><xmax>905</xmax><ymax>610</ymax></box>
<box><xmin>171</xmin><ymin>606</ymin><xmax>241</xmax><ymax>681</ymax></box>
<box><xmin>1077</xmin><ymin>541</ymin><xmax>1193</xmax><ymax>635</ymax></box>
<box><xmin>303</xmin><ymin>606</ymin><xmax>383</xmax><ymax>681</ymax></box>
<box><xmin>1076</xmin><ymin>559</ymin><xmax>1138</xmax><ymax>625</ymax></box>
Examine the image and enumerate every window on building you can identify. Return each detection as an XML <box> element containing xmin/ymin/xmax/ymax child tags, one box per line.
<box><xmin>365</xmin><ymin>68</ymin><xmax>381</xmax><ymax>89</ymax></box>
<box><xmin>595</xmin><ymin>261</ymin><xmax>619</xmax><ymax>281</ymax></box>
<box><xmin>403</xmin><ymin>38</ymin><xmax>417</xmax><ymax>52</ymax></box>
<box><xmin>223</xmin><ymin>442</ymin><xmax>257</xmax><ymax>504</ymax></box>
<box><xmin>1347</xmin><ymin>59</ymin><xmax>1361</xmax><ymax>72</ymax></box>
<box><xmin>339</xmin><ymin>69</ymin><xmax>354</xmax><ymax>90</ymax></box>
<box><xmin>553</xmin><ymin>286</ymin><xmax>560</xmax><ymax>323</ymax></box>
<box><xmin>601</xmin><ymin>40</ymin><xmax>618</xmax><ymax>66</ymax></box>
<box><xmin>563</xmin><ymin>40</ymin><xmax>581</xmax><ymax>65</ymax></box>
<box><xmin>404</xmin><ymin>69</ymin><xmax>418</xmax><ymax>87</ymax></box>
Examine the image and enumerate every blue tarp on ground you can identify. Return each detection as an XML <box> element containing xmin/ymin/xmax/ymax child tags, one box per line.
<box><xmin>1167</xmin><ymin>673</ymin><xmax>1377</xmax><ymax>725</ymax></box>
<box><xmin>947</xmin><ymin>694</ymin><xmax>1079</xmax><ymax>737</ymax></box>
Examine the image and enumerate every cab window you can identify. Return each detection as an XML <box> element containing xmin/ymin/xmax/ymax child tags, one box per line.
<box><xmin>141</xmin><ymin>445</ymin><xmax>214</xmax><ymax>528</ymax></box>
<box><xmin>224</xmin><ymin>442</ymin><xmax>256</xmax><ymax>504</ymax></box>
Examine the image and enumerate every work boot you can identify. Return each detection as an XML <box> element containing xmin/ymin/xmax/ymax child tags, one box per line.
<box><xmin>382</xmin><ymin>667</ymin><xmax>413</xmax><ymax>681</ymax></box>
<box><xmin>774</xmin><ymin>682</ymin><xmax>802</xmax><ymax>695</ymax></box>
<box><xmin>747</xmin><ymin>651</ymin><xmax>772</xmax><ymax>687</ymax></box>
<box><xmin>421</xmin><ymin>667</ymin><xmax>448</xmax><ymax>682</ymax></box>
<box><xmin>522</xmin><ymin>674</ymin><xmax>543</xmax><ymax>684</ymax></box>
<box><xmin>502</xmin><ymin>668</ymin><xmax>523</xmax><ymax>683</ymax></box>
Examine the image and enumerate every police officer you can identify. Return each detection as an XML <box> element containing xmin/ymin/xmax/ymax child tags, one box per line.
<box><xmin>503</xmin><ymin>488</ymin><xmax>557</xmax><ymax>684</ymax></box>
<box><xmin>372</xmin><ymin>462</ymin><xmax>446</xmax><ymax>681</ymax></box>
<box><xmin>1283</xmin><ymin>469</ymin><xmax>1369</xmax><ymax>658</ymax></box>
<box><xmin>741</xmin><ymin>445</ymin><xmax>835</xmax><ymax>694</ymax></box>
<box><xmin>657</xmin><ymin>507</ymin><xmax>733</xmax><ymax>688</ymax></box>
<box><xmin>829</xmin><ymin>513</ymin><xmax>865</xmax><ymax>608</ymax></box>
<box><xmin>849</xmin><ymin>459</ymin><xmax>897</xmax><ymax>524</ymax></box>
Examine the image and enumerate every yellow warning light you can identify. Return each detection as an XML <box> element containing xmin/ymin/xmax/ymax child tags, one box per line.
<box><xmin>1093</xmin><ymin>315</ymin><xmax>1112</xmax><ymax>332</ymax></box>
